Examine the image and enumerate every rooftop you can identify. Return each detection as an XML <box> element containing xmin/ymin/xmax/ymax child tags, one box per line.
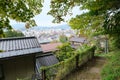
<box><xmin>0</xmin><ymin>36</ymin><xmax>42</xmax><ymax>59</ymax></box>
<box><xmin>69</xmin><ymin>37</ymin><xmax>87</xmax><ymax>43</ymax></box>
<box><xmin>40</xmin><ymin>42</ymin><xmax>62</xmax><ymax>53</ymax></box>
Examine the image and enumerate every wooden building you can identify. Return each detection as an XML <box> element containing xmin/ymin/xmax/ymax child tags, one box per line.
<box><xmin>0</xmin><ymin>37</ymin><xmax>42</xmax><ymax>80</ymax></box>
<box><xmin>36</xmin><ymin>43</ymin><xmax>61</xmax><ymax>79</ymax></box>
<box><xmin>69</xmin><ymin>37</ymin><xmax>88</xmax><ymax>49</ymax></box>
<box><xmin>0</xmin><ymin>37</ymin><xmax>59</xmax><ymax>80</ymax></box>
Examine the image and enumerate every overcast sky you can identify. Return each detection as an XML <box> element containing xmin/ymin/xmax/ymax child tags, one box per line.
<box><xmin>10</xmin><ymin>0</ymin><xmax>84</xmax><ymax>26</ymax></box>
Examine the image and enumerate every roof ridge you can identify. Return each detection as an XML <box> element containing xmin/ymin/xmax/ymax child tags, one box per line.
<box><xmin>0</xmin><ymin>36</ymin><xmax>36</xmax><ymax>41</ymax></box>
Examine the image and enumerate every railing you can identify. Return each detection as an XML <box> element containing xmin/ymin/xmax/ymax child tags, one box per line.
<box><xmin>40</xmin><ymin>46</ymin><xmax>96</xmax><ymax>80</ymax></box>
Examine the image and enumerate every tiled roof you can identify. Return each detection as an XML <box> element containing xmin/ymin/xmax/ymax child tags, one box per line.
<box><xmin>40</xmin><ymin>43</ymin><xmax>62</xmax><ymax>53</ymax></box>
<box><xmin>36</xmin><ymin>53</ymin><xmax>58</xmax><ymax>68</ymax></box>
<box><xmin>0</xmin><ymin>37</ymin><xmax>42</xmax><ymax>59</ymax></box>
<box><xmin>69</xmin><ymin>37</ymin><xmax>87</xmax><ymax>43</ymax></box>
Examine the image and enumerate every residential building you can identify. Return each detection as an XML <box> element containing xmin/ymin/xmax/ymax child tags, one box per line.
<box><xmin>0</xmin><ymin>37</ymin><xmax>59</xmax><ymax>80</ymax></box>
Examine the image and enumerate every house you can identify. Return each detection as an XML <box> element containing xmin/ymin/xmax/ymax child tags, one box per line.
<box><xmin>69</xmin><ymin>37</ymin><xmax>88</xmax><ymax>48</ymax></box>
<box><xmin>0</xmin><ymin>37</ymin><xmax>60</xmax><ymax>80</ymax></box>
<box><xmin>0</xmin><ymin>37</ymin><xmax>42</xmax><ymax>80</ymax></box>
<box><xmin>35</xmin><ymin>42</ymin><xmax>61</xmax><ymax>77</ymax></box>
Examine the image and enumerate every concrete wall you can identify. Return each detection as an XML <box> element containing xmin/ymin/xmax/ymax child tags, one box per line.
<box><xmin>1</xmin><ymin>55</ymin><xmax>35</xmax><ymax>80</ymax></box>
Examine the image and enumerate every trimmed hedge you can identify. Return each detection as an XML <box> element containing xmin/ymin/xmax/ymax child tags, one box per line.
<box><xmin>40</xmin><ymin>46</ymin><xmax>96</xmax><ymax>80</ymax></box>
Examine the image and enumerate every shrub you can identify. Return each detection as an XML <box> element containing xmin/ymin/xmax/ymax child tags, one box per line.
<box><xmin>40</xmin><ymin>46</ymin><xmax>95</xmax><ymax>80</ymax></box>
<box><xmin>4</xmin><ymin>30</ymin><xmax>24</xmax><ymax>38</ymax></box>
<box><xmin>55</xmin><ymin>43</ymin><xmax>74</xmax><ymax>61</ymax></box>
<box><xmin>0</xmin><ymin>50</ymin><xmax>3</xmax><ymax>52</ymax></box>
<box><xmin>101</xmin><ymin>50</ymin><xmax>120</xmax><ymax>80</ymax></box>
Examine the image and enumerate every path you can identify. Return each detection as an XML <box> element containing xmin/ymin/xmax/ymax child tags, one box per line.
<box><xmin>63</xmin><ymin>57</ymin><xmax>106</xmax><ymax>80</ymax></box>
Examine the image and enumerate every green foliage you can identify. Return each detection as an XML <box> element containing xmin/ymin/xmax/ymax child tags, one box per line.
<box><xmin>101</xmin><ymin>51</ymin><xmax>120</xmax><ymax>80</ymax></box>
<box><xmin>48</xmin><ymin>0</ymin><xmax>88</xmax><ymax>23</ymax></box>
<box><xmin>0</xmin><ymin>50</ymin><xmax>3</xmax><ymax>52</ymax></box>
<box><xmin>40</xmin><ymin>46</ymin><xmax>95</xmax><ymax>80</ymax></box>
<box><xmin>59</xmin><ymin>35</ymin><xmax>68</xmax><ymax>43</ymax></box>
<box><xmin>110</xmin><ymin>35</ymin><xmax>120</xmax><ymax>49</ymax></box>
<box><xmin>0</xmin><ymin>0</ymin><xmax>43</xmax><ymax>37</ymax></box>
<box><xmin>49</xmin><ymin>0</ymin><xmax>120</xmax><ymax>23</ymax></box>
<box><xmin>69</xmin><ymin>13</ymin><xmax>105</xmax><ymax>37</ymax></box>
<box><xmin>4</xmin><ymin>30</ymin><xmax>24</xmax><ymax>38</ymax></box>
<box><xmin>55</xmin><ymin>43</ymin><xmax>74</xmax><ymax>61</ymax></box>
<box><xmin>17</xmin><ymin>77</ymin><xmax>31</xmax><ymax>80</ymax></box>
<box><xmin>49</xmin><ymin>0</ymin><xmax>120</xmax><ymax>48</ymax></box>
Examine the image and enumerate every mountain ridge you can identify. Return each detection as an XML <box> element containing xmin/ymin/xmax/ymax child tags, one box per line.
<box><xmin>11</xmin><ymin>23</ymin><xmax>71</xmax><ymax>31</ymax></box>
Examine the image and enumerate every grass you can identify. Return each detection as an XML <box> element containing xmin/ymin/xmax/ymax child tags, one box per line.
<box><xmin>101</xmin><ymin>50</ymin><xmax>120</xmax><ymax>80</ymax></box>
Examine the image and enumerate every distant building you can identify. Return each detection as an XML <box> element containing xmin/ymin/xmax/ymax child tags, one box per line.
<box><xmin>69</xmin><ymin>37</ymin><xmax>88</xmax><ymax>48</ymax></box>
<box><xmin>40</xmin><ymin>42</ymin><xmax>62</xmax><ymax>53</ymax></box>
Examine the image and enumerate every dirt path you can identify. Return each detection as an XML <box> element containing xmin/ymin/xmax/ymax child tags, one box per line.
<box><xmin>63</xmin><ymin>57</ymin><xmax>106</xmax><ymax>80</ymax></box>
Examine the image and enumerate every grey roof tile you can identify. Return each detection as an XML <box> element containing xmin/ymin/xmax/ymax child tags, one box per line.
<box><xmin>36</xmin><ymin>54</ymin><xmax>58</xmax><ymax>67</ymax></box>
<box><xmin>0</xmin><ymin>37</ymin><xmax>42</xmax><ymax>59</ymax></box>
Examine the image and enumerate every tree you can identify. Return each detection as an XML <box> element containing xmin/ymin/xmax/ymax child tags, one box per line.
<box><xmin>69</xmin><ymin>13</ymin><xmax>104</xmax><ymax>37</ymax></box>
<box><xmin>1</xmin><ymin>0</ymin><xmax>120</xmax><ymax>48</ymax></box>
<box><xmin>0</xmin><ymin>0</ymin><xmax>43</xmax><ymax>37</ymax></box>
<box><xmin>59</xmin><ymin>34</ymin><xmax>68</xmax><ymax>43</ymax></box>
<box><xmin>4</xmin><ymin>30</ymin><xmax>24</xmax><ymax>38</ymax></box>
<box><xmin>48</xmin><ymin>0</ymin><xmax>120</xmax><ymax>48</ymax></box>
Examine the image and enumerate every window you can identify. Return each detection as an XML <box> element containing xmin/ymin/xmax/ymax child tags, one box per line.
<box><xmin>0</xmin><ymin>64</ymin><xmax>4</xmax><ymax>80</ymax></box>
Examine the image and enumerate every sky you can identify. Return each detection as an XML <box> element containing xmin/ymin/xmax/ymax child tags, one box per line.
<box><xmin>10</xmin><ymin>0</ymin><xmax>85</xmax><ymax>27</ymax></box>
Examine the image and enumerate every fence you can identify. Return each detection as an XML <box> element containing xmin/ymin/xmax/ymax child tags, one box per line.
<box><xmin>40</xmin><ymin>46</ymin><xmax>96</xmax><ymax>80</ymax></box>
